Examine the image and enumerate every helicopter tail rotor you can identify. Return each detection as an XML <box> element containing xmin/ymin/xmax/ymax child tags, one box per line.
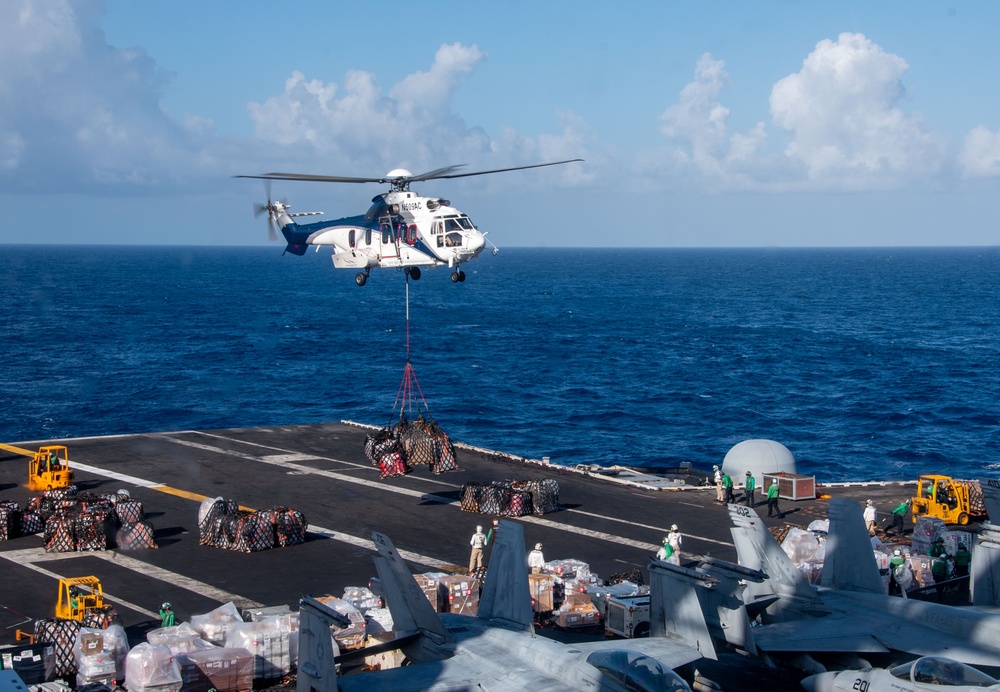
<box><xmin>253</xmin><ymin>180</ymin><xmax>279</xmax><ymax>241</ymax></box>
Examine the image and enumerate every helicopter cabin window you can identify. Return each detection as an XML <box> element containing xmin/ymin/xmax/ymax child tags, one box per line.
<box><xmin>404</xmin><ymin>225</ymin><xmax>418</xmax><ymax>245</ymax></box>
<box><xmin>365</xmin><ymin>229</ymin><xmax>372</xmax><ymax>245</ymax></box>
<box><xmin>348</xmin><ymin>230</ymin><xmax>356</xmax><ymax>249</ymax></box>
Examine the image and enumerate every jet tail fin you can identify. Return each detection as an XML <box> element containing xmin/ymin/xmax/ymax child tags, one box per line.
<box><xmin>980</xmin><ymin>477</ymin><xmax>1000</xmax><ymax>523</ymax></box>
<box><xmin>297</xmin><ymin>596</ymin><xmax>341</xmax><ymax>692</ymax></box>
<box><xmin>728</xmin><ymin>503</ymin><xmax>823</xmax><ymax>617</ymax></box>
<box><xmin>371</xmin><ymin>532</ymin><xmax>450</xmax><ymax>661</ymax></box>
<box><xmin>477</xmin><ymin>519</ymin><xmax>533</xmax><ymax>631</ymax></box>
<box><xmin>822</xmin><ymin>498</ymin><xmax>884</xmax><ymax>594</ymax></box>
<box><xmin>648</xmin><ymin>560</ymin><xmax>718</xmax><ymax>660</ymax></box>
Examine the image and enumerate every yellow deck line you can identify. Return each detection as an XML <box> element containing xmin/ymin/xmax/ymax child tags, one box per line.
<box><xmin>154</xmin><ymin>485</ymin><xmax>254</xmax><ymax>512</ymax></box>
<box><xmin>0</xmin><ymin>442</ymin><xmax>36</xmax><ymax>457</ymax></box>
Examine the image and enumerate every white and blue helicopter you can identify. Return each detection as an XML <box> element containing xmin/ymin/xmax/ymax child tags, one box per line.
<box><xmin>237</xmin><ymin>159</ymin><xmax>582</xmax><ymax>286</ymax></box>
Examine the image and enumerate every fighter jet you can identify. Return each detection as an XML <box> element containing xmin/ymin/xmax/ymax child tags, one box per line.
<box><xmin>972</xmin><ymin>477</ymin><xmax>1000</xmax><ymax>606</ymax></box>
<box><xmin>727</xmin><ymin>500</ymin><xmax>1000</xmax><ymax>670</ymax></box>
<box><xmin>297</xmin><ymin>519</ymin><xmax>712</xmax><ymax>691</ymax></box>
<box><xmin>801</xmin><ymin>655</ymin><xmax>1000</xmax><ymax>692</ymax></box>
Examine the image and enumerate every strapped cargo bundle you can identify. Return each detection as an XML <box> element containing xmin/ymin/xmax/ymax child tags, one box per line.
<box><xmin>459</xmin><ymin>479</ymin><xmax>560</xmax><ymax>516</ymax></box>
<box><xmin>364</xmin><ymin>426</ymin><xmax>413</xmax><ymax>479</ymax></box>
<box><xmin>198</xmin><ymin>498</ymin><xmax>307</xmax><ymax>552</ymax></box>
<box><xmin>34</xmin><ymin>618</ymin><xmax>80</xmax><ymax>678</ymax></box>
<box><xmin>117</xmin><ymin>521</ymin><xmax>158</xmax><ymax>550</ymax></box>
<box><xmin>0</xmin><ymin>500</ymin><xmax>20</xmax><ymax>541</ymax></box>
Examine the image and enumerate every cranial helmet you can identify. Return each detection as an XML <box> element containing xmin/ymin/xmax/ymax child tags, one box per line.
<box><xmin>713</xmin><ymin>465</ymin><xmax>719</xmax><ymax>470</ymax></box>
<box><xmin>670</xmin><ymin>524</ymin><xmax>678</xmax><ymax>531</ymax></box>
<box><xmin>663</xmin><ymin>537</ymin><xmax>670</xmax><ymax>544</ymax></box>
<box><xmin>535</xmin><ymin>543</ymin><xmax>542</xmax><ymax>551</ymax></box>
<box><xmin>866</xmin><ymin>499</ymin><xmax>873</xmax><ymax>506</ymax></box>
<box><xmin>893</xmin><ymin>549</ymin><xmax>901</xmax><ymax>556</ymax></box>
<box><xmin>162</xmin><ymin>602</ymin><xmax>171</xmax><ymax>609</ymax></box>
<box><xmin>476</xmin><ymin>525</ymin><xmax>482</xmax><ymax>531</ymax></box>
<box><xmin>746</xmin><ymin>471</ymin><xmax>751</xmax><ymax>476</ymax></box>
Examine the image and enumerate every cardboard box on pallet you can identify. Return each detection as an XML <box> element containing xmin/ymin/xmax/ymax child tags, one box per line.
<box><xmin>553</xmin><ymin>601</ymin><xmax>600</xmax><ymax>629</ymax></box>
<box><xmin>414</xmin><ymin>573</ymin><xmax>448</xmax><ymax>612</ymax></box>
<box><xmin>528</xmin><ymin>573</ymin><xmax>554</xmax><ymax>613</ymax></box>
<box><xmin>438</xmin><ymin>575</ymin><xmax>479</xmax><ymax>616</ymax></box>
<box><xmin>177</xmin><ymin>646</ymin><xmax>254</xmax><ymax>692</ymax></box>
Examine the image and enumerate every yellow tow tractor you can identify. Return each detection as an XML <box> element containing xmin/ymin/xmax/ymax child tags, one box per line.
<box><xmin>28</xmin><ymin>445</ymin><xmax>75</xmax><ymax>492</ymax></box>
<box><xmin>911</xmin><ymin>474</ymin><xmax>985</xmax><ymax>526</ymax></box>
<box><xmin>55</xmin><ymin>576</ymin><xmax>105</xmax><ymax>621</ymax></box>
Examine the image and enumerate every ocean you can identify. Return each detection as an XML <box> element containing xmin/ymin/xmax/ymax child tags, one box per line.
<box><xmin>2</xmin><ymin>245</ymin><xmax>998</xmax><ymax>482</ymax></box>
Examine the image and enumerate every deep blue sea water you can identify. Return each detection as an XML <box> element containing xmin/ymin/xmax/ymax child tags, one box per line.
<box><xmin>2</xmin><ymin>245</ymin><xmax>998</xmax><ymax>482</ymax></box>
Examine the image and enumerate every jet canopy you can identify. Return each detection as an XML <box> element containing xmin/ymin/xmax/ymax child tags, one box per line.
<box><xmin>891</xmin><ymin>656</ymin><xmax>999</xmax><ymax>686</ymax></box>
<box><xmin>586</xmin><ymin>650</ymin><xmax>691</xmax><ymax>692</ymax></box>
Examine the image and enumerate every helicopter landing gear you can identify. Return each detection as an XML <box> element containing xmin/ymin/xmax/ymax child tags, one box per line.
<box><xmin>355</xmin><ymin>270</ymin><xmax>369</xmax><ymax>287</ymax></box>
<box><xmin>450</xmin><ymin>270</ymin><xmax>466</xmax><ymax>283</ymax></box>
<box><xmin>405</xmin><ymin>267</ymin><xmax>421</xmax><ymax>280</ymax></box>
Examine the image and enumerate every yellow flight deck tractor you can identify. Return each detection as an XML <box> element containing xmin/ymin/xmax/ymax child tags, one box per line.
<box><xmin>55</xmin><ymin>576</ymin><xmax>105</xmax><ymax>621</ymax></box>
<box><xmin>28</xmin><ymin>445</ymin><xmax>75</xmax><ymax>492</ymax></box>
<box><xmin>911</xmin><ymin>474</ymin><xmax>986</xmax><ymax>526</ymax></box>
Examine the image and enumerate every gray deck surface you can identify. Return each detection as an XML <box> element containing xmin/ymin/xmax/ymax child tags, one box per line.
<box><xmin>0</xmin><ymin>422</ymin><xmax>933</xmax><ymax>689</ymax></box>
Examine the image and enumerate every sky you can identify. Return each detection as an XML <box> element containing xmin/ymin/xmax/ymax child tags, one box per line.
<box><xmin>2</xmin><ymin>0</ymin><xmax>999</xmax><ymax>248</ymax></box>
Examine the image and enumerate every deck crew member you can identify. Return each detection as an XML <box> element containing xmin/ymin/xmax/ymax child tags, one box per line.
<box><xmin>713</xmin><ymin>465</ymin><xmax>724</xmax><ymax>502</ymax></box>
<box><xmin>767</xmin><ymin>479</ymin><xmax>781</xmax><ymax>518</ymax></box>
<box><xmin>528</xmin><ymin>543</ymin><xmax>546</xmax><ymax>574</ymax></box>
<box><xmin>888</xmin><ymin>499</ymin><xmax>911</xmax><ymax>535</ymax></box>
<box><xmin>931</xmin><ymin>555</ymin><xmax>949</xmax><ymax>602</ymax></box>
<box><xmin>469</xmin><ymin>525</ymin><xmax>487</xmax><ymax>574</ymax></box>
<box><xmin>954</xmin><ymin>543</ymin><xmax>971</xmax><ymax>577</ymax></box>
<box><xmin>722</xmin><ymin>472</ymin><xmax>735</xmax><ymax>504</ymax></box>
<box><xmin>929</xmin><ymin>536</ymin><xmax>947</xmax><ymax>558</ymax></box>
<box><xmin>159</xmin><ymin>602</ymin><xmax>175</xmax><ymax>628</ymax></box>
<box><xmin>863</xmin><ymin>500</ymin><xmax>877</xmax><ymax>536</ymax></box>
<box><xmin>744</xmin><ymin>471</ymin><xmax>756</xmax><ymax>507</ymax></box>
<box><xmin>655</xmin><ymin>537</ymin><xmax>676</xmax><ymax>565</ymax></box>
<box><xmin>889</xmin><ymin>549</ymin><xmax>906</xmax><ymax>596</ymax></box>
<box><xmin>666</xmin><ymin>524</ymin><xmax>682</xmax><ymax>563</ymax></box>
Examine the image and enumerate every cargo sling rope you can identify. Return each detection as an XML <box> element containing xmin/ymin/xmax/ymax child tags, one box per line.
<box><xmin>363</xmin><ymin>273</ymin><xmax>459</xmax><ymax>476</ymax></box>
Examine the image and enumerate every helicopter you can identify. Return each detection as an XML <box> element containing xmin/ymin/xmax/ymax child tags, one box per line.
<box><xmin>236</xmin><ymin>159</ymin><xmax>582</xmax><ymax>285</ymax></box>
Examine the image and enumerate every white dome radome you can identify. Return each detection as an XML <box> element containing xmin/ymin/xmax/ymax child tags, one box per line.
<box><xmin>722</xmin><ymin>439</ymin><xmax>796</xmax><ymax>482</ymax></box>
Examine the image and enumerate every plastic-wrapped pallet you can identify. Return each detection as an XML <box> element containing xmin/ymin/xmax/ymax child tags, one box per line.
<box><xmin>225</xmin><ymin>618</ymin><xmax>291</xmax><ymax>679</ymax></box>
<box><xmin>74</xmin><ymin>627</ymin><xmax>123</xmax><ymax>689</ymax></box>
<box><xmin>176</xmin><ymin>646</ymin><xmax>254</xmax><ymax>692</ymax></box>
<box><xmin>242</xmin><ymin>605</ymin><xmax>293</xmax><ymax>622</ymax></box>
<box><xmin>34</xmin><ymin>618</ymin><xmax>80</xmax><ymax>678</ymax></box>
<box><xmin>553</xmin><ymin>600</ymin><xmax>600</xmax><ymax>629</ymax></box>
<box><xmin>364</xmin><ymin>607</ymin><xmax>394</xmax><ymax>636</ymax></box>
<box><xmin>0</xmin><ymin>641</ymin><xmax>57</xmax><ymax>685</ymax></box>
<box><xmin>146</xmin><ymin>623</ymin><xmax>204</xmax><ymax>647</ymax></box>
<box><xmin>543</xmin><ymin>559</ymin><xmax>591</xmax><ymax>582</ymax></box>
<box><xmin>189</xmin><ymin>603</ymin><xmax>244</xmax><ymax>647</ymax></box>
<box><xmin>314</xmin><ymin>598</ymin><xmax>366</xmax><ymax>651</ymax></box>
<box><xmin>342</xmin><ymin>586</ymin><xmax>380</xmax><ymax>612</ymax></box>
<box><xmin>124</xmin><ymin>643</ymin><xmax>182</xmax><ymax>692</ymax></box>
<box><xmin>782</xmin><ymin>527</ymin><xmax>826</xmax><ymax>565</ymax></box>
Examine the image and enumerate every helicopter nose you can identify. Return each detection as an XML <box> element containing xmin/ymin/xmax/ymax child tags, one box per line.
<box><xmin>468</xmin><ymin>232</ymin><xmax>485</xmax><ymax>254</ymax></box>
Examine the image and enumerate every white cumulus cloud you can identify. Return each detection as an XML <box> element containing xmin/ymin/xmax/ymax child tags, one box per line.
<box><xmin>769</xmin><ymin>32</ymin><xmax>946</xmax><ymax>188</ymax></box>
<box><xmin>959</xmin><ymin>126</ymin><xmax>1000</xmax><ymax>178</ymax></box>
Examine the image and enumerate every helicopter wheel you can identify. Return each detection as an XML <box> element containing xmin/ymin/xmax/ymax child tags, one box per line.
<box><xmin>458</xmin><ymin>270</ymin><xmax>466</xmax><ymax>282</ymax></box>
<box><xmin>450</xmin><ymin>271</ymin><xmax>461</xmax><ymax>283</ymax></box>
<box><xmin>355</xmin><ymin>272</ymin><xmax>368</xmax><ymax>287</ymax></box>
<box><xmin>407</xmin><ymin>267</ymin><xmax>421</xmax><ymax>281</ymax></box>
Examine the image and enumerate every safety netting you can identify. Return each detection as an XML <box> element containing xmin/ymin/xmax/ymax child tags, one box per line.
<box><xmin>198</xmin><ymin>498</ymin><xmax>308</xmax><ymax>552</ymax></box>
<box><xmin>460</xmin><ymin>479</ymin><xmax>560</xmax><ymax>516</ymax></box>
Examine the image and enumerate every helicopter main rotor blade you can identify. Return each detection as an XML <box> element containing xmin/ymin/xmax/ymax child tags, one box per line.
<box><xmin>234</xmin><ymin>159</ymin><xmax>582</xmax><ymax>186</ymax></box>
<box><xmin>421</xmin><ymin>159</ymin><xmax>583</xmax><ymax>181</ymax></box>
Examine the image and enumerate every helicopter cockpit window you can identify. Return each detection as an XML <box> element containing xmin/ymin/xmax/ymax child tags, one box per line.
<box><xmin>445</xmin><ymin>233</ymin><xmax>462</xmax><ymax>247</ymax></box>
<box><xmin>585</xmin><ymin>650</ymin><xmax>689</xmax><ymax>692</ymax></box>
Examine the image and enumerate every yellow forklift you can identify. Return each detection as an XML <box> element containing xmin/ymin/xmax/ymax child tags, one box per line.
<box><xmin>911</xmin><ymin>474</ymin><xmax>984</xmax><ymax>526</ymax></box>
<box><xmin>28</xmin><ymin>445</ymin><xmax>75</xmax><ymax>492</ymax></box>
<box><xmin>55</xmin><ymin>576</ymin><xmax>105</xmax><ymax>621</ymax></box>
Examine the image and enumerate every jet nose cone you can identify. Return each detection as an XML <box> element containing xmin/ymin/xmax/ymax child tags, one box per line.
<box><xmin>800</xmin><ymin>671</ymin><xmax>837</xmax><ymax>692</ymax></box>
